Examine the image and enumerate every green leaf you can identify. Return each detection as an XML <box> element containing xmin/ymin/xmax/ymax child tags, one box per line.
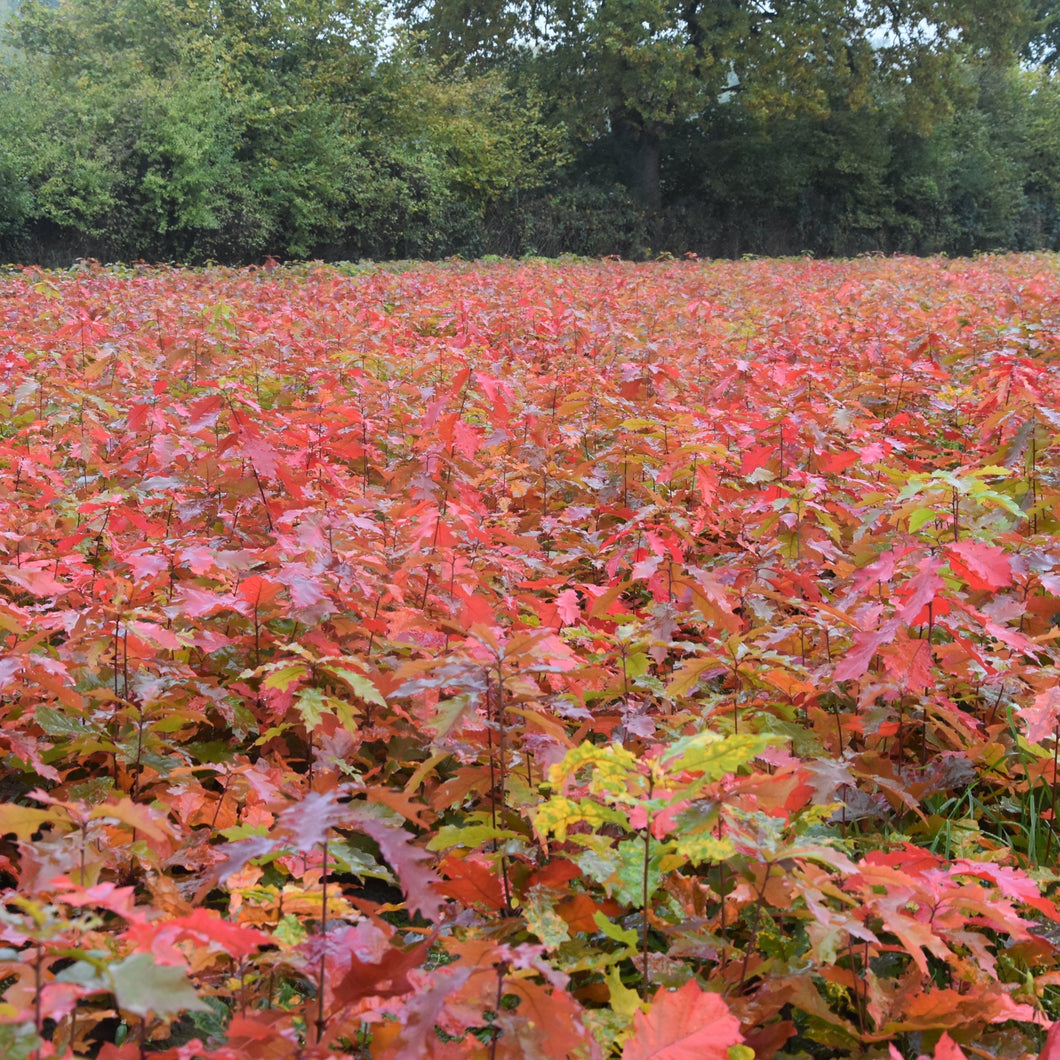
<box><xmin>329</xmin><ymin>839</ymin><xmax>395</xmax><ymax>882</ymax></box>
<box><xmin>614</xmin><ymin>837</ymin><xmax>664</xmax><ymax>905</ymax></box>
<box><xmin>426</xmin><ymin>824</ymin><xmax>522</xmax><ymax>851</ymax></box>
<box><xmin>252</xmin><ymin>723</ymin><xmax>292</xmax><ymax>747</ymax></box>
<box><xmin>523</xmin><ymin>888</ymin><xmax>571</xmax><ymax>947</ymax></box>
<box><xmin>593</xmin><ymin>911</ymin><xmax>637</xmax><ymax>949</ymax></box>
<box><xmin>666</xmin><ymin>657</ymin><xmax>720</xmax><ymax>699</ymax></box>
<box><xmin>294</xmin><ymin>686</ymin><xmax>329</xmax><ymax>729</ymax></box>
<box><xmin>908</xmin><ymin>507</ymin><xmax>936</xmax><ymax>532</ymax></box>
<box><xmin>55</xmin><ymin>958</ymin><xmax>108</xmax><ymax>989</ymax></box>
<box><xmin>273</xmin><ymin>913</ymin><xmax>307</xmax><ymax>947</ymax></box>
<box><xmin>261</xmin><ymin>662</ymin><xmax>310</xmax><ymax>693</ymax></box>
<box><xmin>896</xmin><ymin>474</ymin><xmax>930</xmax><ymax>502</ymax></box>
<box><xmin>108</xmin><ymin>953</ymin><xmax>210</xmax><ymax>1019</ymax></box>
<box><xmin>35</xmin><ymin>706</ymin><xmax>94</xmax><ymax>737</ymax></box>
<box><xmin>427</xmin><ymin>693</ymin><xmax>474</xmax><ymax>740</ymax></box>
<box><xmin>322</xmin><ymin>665</ymin><xmax>387</xmax><ymax>707</ymax></box>
<box><xmin>331</xmin><ymin>699</ymin><xmax>361</xmax><ymax>735</ymax></box>
<box><xmin>625</xmin><ymin>651</ymin><xmax>650</xmax><ymax>679</ymax></box>
<box><xmin>0</xmin><ymin>1023</ymin><xmax>40</xmax><ymax>1060</ymax></box>
<box><xmin>660</xmin><ymin>731</ymin><xmax>772</xmax><ymax>781</ymax></box>
<box><xmin>576</xmin><ymin>845</ymin><xmax>621</xmax><ymax>887</ymax></box>
<box><xmin>546</xmin><ymin>742</ymin><xmax>642</xmax><ymax>800</ymax></box>
<box><xmin>218</xmin><ymin>824</ymin><xmax>269</xmax><ymax>842</ymax></box>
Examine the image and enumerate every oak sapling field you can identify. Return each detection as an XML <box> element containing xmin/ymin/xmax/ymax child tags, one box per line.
<box><xmin>2</xmin><ymin>255</ymin><xmax>1060</xmax><ymax>1060</ymax></box>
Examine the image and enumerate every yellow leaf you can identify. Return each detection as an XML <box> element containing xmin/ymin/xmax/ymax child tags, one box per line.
<box><xmin>532</xmin><ymin>796</ymin><xmax>629</xmax><ymax>843</ymax></box>
<box><xmin>674</xmin><ymin>833</ymin><xmax>736</xmax><ymax>865</ymax></box>
<box><xmin>665</xmin><ymin>657</ymin><xmax>720</xmax><ymax>699</ymax></box>
<box><xmin>606</xmin><ymin>964</ymin><xmax>644</xmax><ymax>1019</ymax></box>
<box><xmin>0</xmin><ymin>804</ymin><xmax>63</xmax><ymax>840</ymax></box>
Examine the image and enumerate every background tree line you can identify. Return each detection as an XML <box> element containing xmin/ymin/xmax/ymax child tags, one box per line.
<box><xmin>1</xmin><ymin>0</ymin><xmax>1060</xmax><ymax>263</ymax></box>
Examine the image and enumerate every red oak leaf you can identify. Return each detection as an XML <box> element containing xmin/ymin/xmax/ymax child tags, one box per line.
<box><xmin>945</xmin><ymin>541</ymin><xmax>1013</xmax><ymax>591</ymax></box>
<box><xmin>930</xmin><ymin>1032</ymin><xmax>969</xmax><ymax>1060</ymax></box>
<box><xmin>437</xmin><ymin>854</ymin><xmax>506</xmax><ymax>911</ymax></box>
<box><xmin>622</xmin><ymin>980</ymin><xmax>742</xmax><ymax>1060</ymax></box>
<box><xmin>897</xmin><ymin>557</ymin><xmax>946</xmax><ymax>625</ymax></box>
<box><xmin>346</xmin><ymin>802</ymin><xmax>443</xmax><ymax>923</ymax></box>
<box><xmin>1039</xmin><ymin>1021</ymin><xmax>1060</xmax><ymax>1060</ymax></box>
<box><xmin>1017</xmin><ymin>686</ymin><xmax>1060</xmax><ymax>745</ymax></box>
<box><xmin>555</xmin><ymin>587</ymin><xmax>582</xmax><ymax>625</ymax></box>
<box><xmin>833</xmin><ymin>619</ymin><xmax>899</xmax><ymax>683</ymax></box>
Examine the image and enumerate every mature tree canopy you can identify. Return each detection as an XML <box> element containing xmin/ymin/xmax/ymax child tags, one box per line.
<box><xmin>401</xmin><ymin>0</ymin><xmax>1037</xmax><ymax>207</ymax></box>
<box><xmin>0</xmin><ymin>0</ymin><xmax>1059</xmax><ymax>259</ymax></box>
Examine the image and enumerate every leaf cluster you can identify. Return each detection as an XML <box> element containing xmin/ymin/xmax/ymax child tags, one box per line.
<box><xmin>0</xmin><ymin>255</ymin><xmax>1060</xmax><ymax>1057</ymax></box>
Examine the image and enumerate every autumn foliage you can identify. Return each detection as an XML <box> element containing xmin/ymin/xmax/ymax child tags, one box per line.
<box><xmin>2</xmin><ymin>255</ymin><xmax>1060</xmax><ymax>1059</ymax></box>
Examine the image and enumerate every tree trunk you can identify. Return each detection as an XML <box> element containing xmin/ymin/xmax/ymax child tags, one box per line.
<box><xmin>612</xmin><ymin>109</ymin><xmax>663</xmax><ymax>211</ymax></box>
<box><xmin>637</xmin><ymin>129</ymin><xmax>662</xmax><ymax>211</ymax></box>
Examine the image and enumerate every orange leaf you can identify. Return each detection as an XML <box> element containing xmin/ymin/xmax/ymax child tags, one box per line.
<box><xmin>622</xmin><ymin>980</ymin><xmax>742</xmax><ymax>1060</ymax></box>
<box><xmin>437</xmin><ymin>855</ymin><xmax>506</xmax><ymax>911</ymax></box>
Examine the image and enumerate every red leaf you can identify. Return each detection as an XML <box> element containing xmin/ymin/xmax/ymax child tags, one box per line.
<box><xmin>230</xmin><ymin>406</ymin><xmax>281</xmax><ymax>477</ymax></box>
<box><xmin>1039</xmin><ymin>1021</ymin><xmax>1060</xmax><ymax>1060</ymax></box>
<box><xmin>930</xmin><ymin>1032</ymin><xmax>969</xmax><ymax>1060</ymax></box>
<box><xmin>499</xmin><ymin>978</ymin><xmax>600</xmax><ymax>1059</ymax></box>
<box><xmin>238</xmin><ymin>574</ymin><xmax>284</xmax><ymax>608</ymax></box>
<box><xmin>171</xmin><ymin>585</ymin><xmax>245</xmax><ymax>619</ymax></box>
<box><xmin>1</xmin><ymin>562</ymin><xmax>68</xmax><ymax>597</ymax></box>
<box><xmin>622</xmin><ymin>980</ymin><xmax>743</xmax><ymax>1060</ymax></box>
<box><xmin>275</xmin><ymin>566</ymin><xmax>328</xmax><ymax>609</ymax></box>
<box><xmin>225</xmin><ymin>1015</ymin><xmax>285</xmax><ymax>1043</ymax></box>
<box><xmin>347</xmin><ymin>802</ymin><xmax>443</xmax><ymax>923</ymax></box>
<box><xmin>452</xmin><ymin>419</ymin><xmax>483</xmax><ymax>458</ymax></box>
<box><xmin>555</xmin><ymin>587</ymin><xmax>582</xmax><ymax>625</ymax></box>
<box><xmin>274</xmin><ymin>790</ymin><xmax>355</xmax><ymax>852</ymax></box>
<box><xmin>1017</xmin><ymin>687</ymin><xmax>1060</xmax><ymax>745</ymax></box>
<box><xmin>879</xmin><ymin>628</ymin><xmax>934</xmax><ymax>692</ymax></box>
<box><xmin>388</xmin><ymin>965</ymin><xmax>474</xmax><ymax>1060</ymax></box>
<box><xmin>740</xmin><ymin>443</ymin><xmax>774</xmax><ymax>474</ymax></box>
<box><xmin>632</xmin><ymin>555</ymin><xmax>663</xmax><ymax>581</ymax></box>
<box><xmin>819</xmin><ymin>450</ymin><xmax>858</xmax><ymax>473</ymax></box>
<box><xmin>897</xmin><ymin>557</ymin><xmax>946</xmax><ymax>624</ymax></box>
<box><xmin>945</xmin><ymin>541</ymin><xmax>1013</xmax><ymax>591</ymax></box>
<box><xmin>330</xmin><ymin>936</ymin><xmax>432</xmax><ymax>1006</ymax></box>
<box><xmin>833</xmin><ymin>620</ymin><xmax>898</xmax><ymax>683</ymax></box>
<box><xmin>187</xmin><ymin>393</ymin><xmax>225</xmax><ymax>430</ymax></box>
<box><xmin>97</xmin><ymin>1046</ymin><xmax>141</xmax><ymax>1060</ymax></box>
<box><xmin>165</xmin><ymin>908</ymin><xmax>269</xmax><ymax>958</ymax></box>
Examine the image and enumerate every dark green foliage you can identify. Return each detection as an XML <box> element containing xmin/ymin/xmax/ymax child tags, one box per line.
<box><xmin>2</xmin><ymin>0</ymin><xmax>1060</xmax><ymax>260</ymax></box>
